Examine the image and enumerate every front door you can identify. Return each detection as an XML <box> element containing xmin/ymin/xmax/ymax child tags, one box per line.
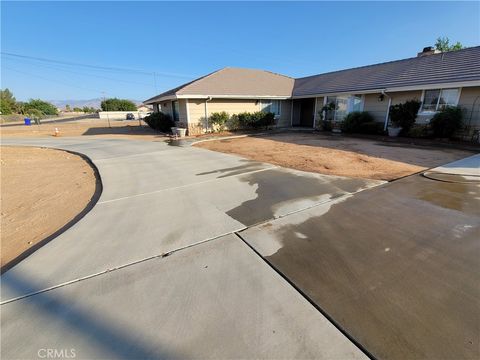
<box><xmin>299</xmin><ymin>98</ymin><xmax>315</xmax><ymax>127</ymax></box>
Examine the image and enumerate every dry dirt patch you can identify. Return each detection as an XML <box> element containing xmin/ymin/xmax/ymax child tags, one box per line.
<box><xmin>194</xmin><ymin>133</ymin><xmax>473</xmax><ymax>181</ymax></box>
<box><xmin>1</xmin><ymin>119</ymin><xmax>166</xmax><ymax>141</ymax></box>
<box><xmin>1</xmin><ymin>146</ymin><xmax>97</xmax><ymax>269</ymax></box>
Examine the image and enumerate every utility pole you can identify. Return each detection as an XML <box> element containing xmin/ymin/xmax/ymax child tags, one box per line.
<box><xmin>101</xmin><ymin>91</ymin><xmax>111</xmax><ymax>128</ymax></box>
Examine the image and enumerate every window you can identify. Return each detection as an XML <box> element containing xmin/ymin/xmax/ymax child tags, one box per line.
<box><xmin>260</xmin><ymin>100</ymin><xmax>280</xmax><ymax>116</ymax></box>
<box><xmin>324</xmin><ymin>95</ymin><xmax>363</xmax><ymax>121</ymax></box>
<box><xmin>172</xmin><ymin>101</ymin><xmax>179</xmax><ymax>122</ymax></box>
<box><xmin>421</xmin><ymin>88</ymin><xmax>459</xmax><ymax>112</ymax></box>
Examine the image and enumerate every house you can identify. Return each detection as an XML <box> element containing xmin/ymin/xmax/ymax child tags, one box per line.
<box><xmin>137</xmin><ymin>104</ymin><xmax>153</xmax><ymax>112</ymax></box>
<box><xmin>144</xmin><ymin>46</ymin><xmax>480</xmax><ymax>135</ymax></box>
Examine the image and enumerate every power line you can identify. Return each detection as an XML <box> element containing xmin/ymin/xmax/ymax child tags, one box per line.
<box><xmin>3</xmin><ymin>57</ymin><xmax>154</xmax><ymax>87</ymax></box>
<box><xmin>3</xmin><ymin>66</ymin><xmax>102</xmax><ymax>93</ymax></box>
<box><xmin>1</xmin><ymin>52</ymin><xmax>194</xmax><ymax>79</ymax></box>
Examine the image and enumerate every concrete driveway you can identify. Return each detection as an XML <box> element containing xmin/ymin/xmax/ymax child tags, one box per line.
<box><xmin>1</xmin><ymin>137</ymin><xmax>380</xmax><ymax>359</ymax></box>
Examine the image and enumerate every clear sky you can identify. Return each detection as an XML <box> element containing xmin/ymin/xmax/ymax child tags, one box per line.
<box><xmin>1</xmin><ymin>1</ymin><xmax>479</xmax><ymax>101</ymax></box>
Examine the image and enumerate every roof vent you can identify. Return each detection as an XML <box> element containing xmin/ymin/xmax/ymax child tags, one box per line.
<box><xmin>417</xmin><ymin>46</ymin><xmax>440</xmax><ymax>57</ymax></box>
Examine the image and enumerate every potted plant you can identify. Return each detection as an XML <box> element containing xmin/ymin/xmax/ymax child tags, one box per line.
<box><xmin>388</xmin><ymin>100</ymin><xmax>421</xmax><ymax>137</ymax></box>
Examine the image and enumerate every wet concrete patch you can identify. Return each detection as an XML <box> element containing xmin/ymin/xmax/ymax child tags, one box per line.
<box><xmin>196</xmin><ymin>161</ymin><xmax>271</xmax><ymax>179</ymax></box>
<box><xmin>241</xmin><ymin>175</ymin><xmax>480</xmax><ymax>360</ymax></box>
<box><xmin>226</xmin><ymin>168</ymin><xmax>381</xmax><ymax>226</ymax></box>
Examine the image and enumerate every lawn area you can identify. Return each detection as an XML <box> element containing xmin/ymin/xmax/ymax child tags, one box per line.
<box><xmin>194</xmin><ymin>132</ymin><xmax>475</xmax><ymax>181</ymax></box>
<box><xmin>1</xmin><ymin>146</ymin><xmax>98</xmax><ymax>270</ymax></box>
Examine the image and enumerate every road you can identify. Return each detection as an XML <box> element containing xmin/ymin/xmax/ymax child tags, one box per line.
<box><xmin>1</xmin><ymin>137</ymin><xmax>379</xmax><ymax>359</ymax></box>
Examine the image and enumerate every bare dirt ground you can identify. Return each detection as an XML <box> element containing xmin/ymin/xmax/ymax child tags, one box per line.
<box><xmin>1</xmin><ymin>119</ymin><xmax>167</xmax><ymax>141</ymax></box>
<box><xmin>194</xmin><ymin>132</ymin><xmax>474</xmax><ymax>181</ymax></box>
<box><xmin>1</xmin><ymin>146</ymin><xmax>97</xmax><ymax>269</ymax></box>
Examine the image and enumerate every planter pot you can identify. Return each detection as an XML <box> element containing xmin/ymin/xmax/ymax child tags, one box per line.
<box><xmin>388</xmin><ymin>127</ymin><xmax>402</xmax><ymax>137</ymax></box>
<box><xmin>171</xmin><ymin>127</ymin><xmax>178</xmax><ymax>134</ymax></box>
<box><xmin>176</xmin><ymin>128</ymin><xmax>187</xmax><ymax>138</ymax></box>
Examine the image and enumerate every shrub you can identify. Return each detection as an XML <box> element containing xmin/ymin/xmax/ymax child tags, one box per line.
<box><xmin>209</xmin><ymin>111</ymin><xmax>230</xmax><ymax>132</ymax></box>
<box><xmin>341</xmin><ymin>111</ymin><xmax>375</xmax><ymax>133</ymax></box>
<box><xmin>389</xmin><ymin>100</ymin><xmax>421</xmax><ymax>132</ymax></box>
<box><xmin>234</xmin><ymin>111</ymin><xmax>275</xmax><ymax>130</ymax></box>
<box><xmin>430</xmin><ymin>106</ymin><xmax>463</xmax><ymax>139</ymax></box>
<box><xmin>255</xmin><ymin>111</ymin><xmax>275</xmax><ymax>129</ymax></box>
<box><xmin>408</xmin><ymin>124</ymin><xmax>429</xmax><ymax>138</ymax></box>
<box><xmin>143</xmin><ymin>112</ymin><xmax>175</xmax><ymax>133</ymax></box>
<box><xmin>227</xmin><ymin>114</ymin><xmax>241</xmax><ymax>131</ymax></box>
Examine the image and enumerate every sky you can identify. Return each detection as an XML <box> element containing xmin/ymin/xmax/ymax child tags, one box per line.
<box><xmin>1</xmin><ymin>1</ymin><xmax>479</xmax><ymax>102</ymax></box>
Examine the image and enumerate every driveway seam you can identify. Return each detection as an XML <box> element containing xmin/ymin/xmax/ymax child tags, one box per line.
<box><xmin>0</xmin><ymin>227</ymin><xmax>246</xmax><ymax>305</ymax></box>
<box><xmin>232</xmin><ymin>231</ymin><xmax>376</xmax><ymax>360</ymax></box>
<box><xmin>97</xmin><ymin>166</ymin><xmax>277</xmax><ymax>205</ymax></box>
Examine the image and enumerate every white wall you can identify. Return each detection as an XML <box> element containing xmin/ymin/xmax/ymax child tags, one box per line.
<box><xmin>98</xmin><ymin>111</ymin><xmax>152</xmax><ymax>120</ymax></box>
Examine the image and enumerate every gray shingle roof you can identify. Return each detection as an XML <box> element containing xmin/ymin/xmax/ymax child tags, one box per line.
<box><xmin>145</xmin><ymin>67</ymin><xmax>294</xmax><ymax>103</ymax></box>
<box><xmin>293</xmin><ymin>46</ymin><xmax>480</xmax><ymax>97</ymax></box>
<box><xmin>145</xmin><ymin>47</ymin><xmax>480</xmax><ymax>103</ymax></box>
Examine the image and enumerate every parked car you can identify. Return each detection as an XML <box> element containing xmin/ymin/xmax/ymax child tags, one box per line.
<box><xmin>126</xmin><ymin>113</ymin><xmax>135</xmax><ymax>120</ymax></box>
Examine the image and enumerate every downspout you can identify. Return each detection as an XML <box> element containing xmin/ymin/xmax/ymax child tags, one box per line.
<box><xmin>204</xmin><ymin>96</ymin><xmax>212</xmax><ymax>132</ymax></box>
<box><xmin>382</xmin><ymin>90</ymin><xmax>392</xmax><ymax>131</ymax></box>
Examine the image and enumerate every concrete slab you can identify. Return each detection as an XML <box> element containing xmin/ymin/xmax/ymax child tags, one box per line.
<box><xmin>241</xmin><ymin>174</ymin><xmax>480</xmax><ymax>359</ymax></box>
<box><xmin>1</xmin><ymin>235</ymin><xmax>367</xmax><ymax>360</ymax></box>
<box><xmin>1</xmin><ymin>138</ymin><xmax>381</xmax><ymax>301</ymax></box>
<box><xmin>429</xmin><ymin>153</ymin><xmax>480</xmax><ymax>176</ymax></box>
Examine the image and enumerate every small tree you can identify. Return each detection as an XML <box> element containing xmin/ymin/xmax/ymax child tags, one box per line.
<box><xmin>435</xmin><ymin>37</ymin><xmax>464</xmax><ymax>52</ymax></box>
<box><xmin>22</xmin><ymin>99</ymin><xmax>58</xmax><ymax>116</ymax></box>
<box><xmin>0</xmin><ymin>88</ymin><xmax>17</xmax><ymax>115</ymax></box>
<box><xmin>389</xmin><ymin>99</ymin><xmax>421</xmax><ymax>132</ymax></box>
<box><xmin>73</xmin><ymin>107</ymin><xmax>83</xmax><ymax>112</ymax></box>
<box><xmin>101</xmin><ymin>98</ymin><xmax>137</xmax><ymax>111</ymax></box>
<box><xmin>65</xmin><ymin>104</ymin><xmax>71</xmax><ymax>112</ymax></box>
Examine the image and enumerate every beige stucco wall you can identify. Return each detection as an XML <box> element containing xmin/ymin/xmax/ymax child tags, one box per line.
<box><xmin>186</xmin><ymin>98</ymin><xmax>291</xmax><ymax>133</ymax></box>
<box><xmin>363</xmin><ymin>91</ymin><xmax>422</xmax><ymax>123</ymax></box>
<box><xmin>458</xmin><ymin>86</ymin><xmax>480</xmax><ymax>128</ymax></box>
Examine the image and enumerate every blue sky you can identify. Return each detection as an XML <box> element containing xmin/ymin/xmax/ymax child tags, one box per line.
<box><xmin>1</xmin><ymin>1</ymin><xmax>479</xmax><ymax>101</ymax></box>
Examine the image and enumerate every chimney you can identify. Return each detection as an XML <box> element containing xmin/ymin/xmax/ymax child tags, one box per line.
<box><xmin>417</xmin><ymin>46</ymin><xmax>440</xmax><ymax>57</ymax></box>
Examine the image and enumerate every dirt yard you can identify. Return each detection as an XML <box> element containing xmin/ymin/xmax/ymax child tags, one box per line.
<box><xmin>194</xmin><ymin>132</ymin><xmax>474</xmax><ymax>181</ymax></box>
<box><xmin>1</xmin><ymin>118</ymin><xmax>167</xmax><ymax>141</ymax></box>
<box><xmin>1</xmin><ymin>146</ymin><xmax>97</xmax><ymax>269</ymax></box>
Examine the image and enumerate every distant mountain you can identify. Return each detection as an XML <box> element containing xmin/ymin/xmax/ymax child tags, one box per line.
<box><xmin>49</xmin><ymin>98</ymin><xmax>143</xmax><ymax>110</ymax></box>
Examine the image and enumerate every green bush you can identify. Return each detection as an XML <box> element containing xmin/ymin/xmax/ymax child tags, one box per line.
<box><xmin>408</xmin><ymin>124</ymin><xmax>429</xmax><ymax>138</ymax></box>
<box><xmin>389</xmin><ymin>100</ymin><xmax>421</xmax><ymax>132</ymax></box>
<box><xmin>227</xmin><ymin>114</ymin><xmax>241</xmax><ymax>131</ymax></box>
<box><xmin>341</xmin><ymin>111</ymin><xmax>375</xmax><ymax>133</ymax></box>
<box><xmin>234</xmin><ymin>111</ymin><xmax>275</xmax><ymax>130</ymax></box>
<box><xmin>430</xmin><ymin>106</ymin><xmax>463</xmax><ymax>138</ymax></box>
<box><xmin>144</xmin><ymin>112</ymin><xmax>175</xmax><ymax>133</ymax></box>
<box><xmin>101</xmin><ymin>98</ymin><xmax>137</xmax><ymax>111</ymax></box>
<box><xmin>320</xmin><ymin>120</ymin><xmax>333</xmax><ymax>131</ymax></box>
<box><xmin>358</xmin><ymin>121</ymin><xmax>384</xmax><ymax>134</ymax></box>
<box><xmin>209</xmin><ymin>111</ymin><xmax>229</xmax><ymax>132</ymax></box>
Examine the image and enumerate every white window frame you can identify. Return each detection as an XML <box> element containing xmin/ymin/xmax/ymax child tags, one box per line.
<box><xmin>419</xmin><ymin>88</ymin><xmax>462</xmax><ymax>114</ymax></box>
<box><xmin>259</xmin><ymin>100</ymin><xmax>281</xmax><ymax>117</ymax></box>
<box><xmin>323</xmin><ymin>94</ymin><xmax>364</xmax><ymax>122</ymax></box>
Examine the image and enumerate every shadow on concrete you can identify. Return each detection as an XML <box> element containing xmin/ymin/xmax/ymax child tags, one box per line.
<box><xmin>82</xmin><ymin>125</ymin><xmax>162</xmax><ymax>137</ymax></box>
<box><xmin>1</xmin><ymin>271</ymin><xmax>181</xmax><ymax>359</ymax></box>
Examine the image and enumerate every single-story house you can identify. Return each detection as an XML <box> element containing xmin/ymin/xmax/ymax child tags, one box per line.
<box><xmin>144</xmin><ymin>46</ymin><xmax>480</xmax><ymax>136</ymax></box>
